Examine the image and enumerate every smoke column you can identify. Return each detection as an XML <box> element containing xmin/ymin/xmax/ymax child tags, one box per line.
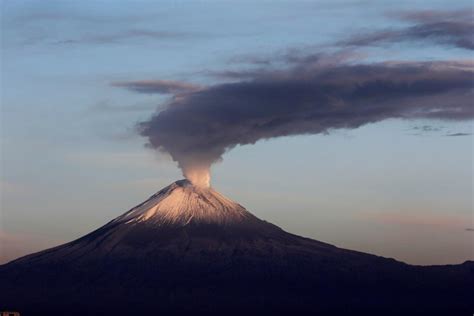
<box><xmin>136</xmin><ymin>58</ymin><xmax>473</xmax><ymax>187</ymax></box>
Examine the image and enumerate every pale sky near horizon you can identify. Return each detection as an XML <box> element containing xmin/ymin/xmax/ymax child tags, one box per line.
<box><xmin>1</xmin><ymin>0</ymin><xmax>473</xmax><ymax>265</ymax></box>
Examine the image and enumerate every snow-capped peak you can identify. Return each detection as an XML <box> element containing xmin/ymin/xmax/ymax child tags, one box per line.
<box><xmin>111</xmin><ymin>180</ymin><xmax>252</xmax><ymax>226</ymax></box>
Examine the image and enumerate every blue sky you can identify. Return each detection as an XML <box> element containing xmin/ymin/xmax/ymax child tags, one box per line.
<box><xmin>1</xmin><ymin>0</ymin><xmax>472</xmax><ymax>265</ymax></box>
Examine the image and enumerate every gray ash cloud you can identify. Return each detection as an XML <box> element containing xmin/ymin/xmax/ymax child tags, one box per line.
<box><xmin>112</xmin><ymin>8</ymin><xmax>474</xmax><ymax>181</ymax></box>
<box><xmin>133</xmin><ymin>58</ymin><xmax>473</xmax><ymax>177</ymax></box>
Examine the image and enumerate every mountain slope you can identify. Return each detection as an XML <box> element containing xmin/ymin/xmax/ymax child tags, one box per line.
<box><xmin>1</xmin><ymin>180</ymin><xmax>473</xmax><ymax>315</ymax></box>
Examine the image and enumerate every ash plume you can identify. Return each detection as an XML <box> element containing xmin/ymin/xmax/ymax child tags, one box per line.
<box><xmin>133</xmin><ymin>57</ymin><xmax>473</xmax><ymax>186</ymax></box>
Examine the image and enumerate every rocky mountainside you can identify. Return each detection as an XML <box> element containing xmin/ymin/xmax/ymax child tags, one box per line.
<box><xmin>1</xmin><ymin>180</ymin><xmax>473</xmax><ymax>315</ymax></box>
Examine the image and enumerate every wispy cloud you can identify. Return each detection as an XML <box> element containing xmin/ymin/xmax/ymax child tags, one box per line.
<box><xmin>111</xmin><ymin>80</ymin><xmax>202</xmax><ymax>94</ymax></box>
<box><xmin>340</xmin><ymin>9</ymin><xmax>474</xmax><ymax>50</ymax></box>
<box><xmin>13</xmin><ymin>11</ymin><xmax>163</xmax><ymax>25</ymax></box>
<box><xmin>7</xmin><ymin>9</ymin><xmax>200</xmax><ymax>47</ymax></box>
<box><xmin>412</xmin><ymin>125</ymin><xmax>444</xmax><ymax>133</ymax></box>
<box><xmin>228</xmin><ymin>49</ymin><xmax>366</xmax><ymax>68</ymax></box>
<box><xmin>445</xmin><ymin>132</ymin><xmax>472</xmax><ymax>137</ymax></box>
<box><xmin>53</xmin><ymin>30</ymin><xmax>194</xmax><ymax>45</ymax></box>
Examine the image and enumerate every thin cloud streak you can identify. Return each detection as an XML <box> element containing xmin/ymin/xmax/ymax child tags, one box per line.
<box><xmin>445</xmin><ymin>132</ymin><xmax>472</xmax><ymax>137</ymax></box>
<box><xmin>112</xmin><ymin>80</ymin><xmax>202</xmax><ymax>95</ymax></box>
<box><xmin>54</xmin><ymin>30</ymin><xmax>194</xmax><ymax>45</ymax></box>
<box><xmin>412</xmin><ymin>125</ymin><xmax>444</xmax><ymax>133</ymax></box>
<box><xmin>340</xmin><ymin>9</ymin><xmax>474</xmax><ymax>50</ymax></box>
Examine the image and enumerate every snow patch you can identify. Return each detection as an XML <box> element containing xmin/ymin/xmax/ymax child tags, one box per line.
<box><xmin>111</xmin><ymin>180</ymin><xmax>250</xmax><ymax>226</ymax></box>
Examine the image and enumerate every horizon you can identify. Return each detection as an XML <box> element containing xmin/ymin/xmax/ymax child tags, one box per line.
<box><xmin>1</xmin><ymin>0</ymin><xmax>473</xmax><ymax>266</ymax></box>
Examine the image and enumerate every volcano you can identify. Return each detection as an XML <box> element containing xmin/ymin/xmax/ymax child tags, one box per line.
<box><xmin>1</xmin><ymin>180</ymin><xmax>473</xmax><ymax>315</ymax></box>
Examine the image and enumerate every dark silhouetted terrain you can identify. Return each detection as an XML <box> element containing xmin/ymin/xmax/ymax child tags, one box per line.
<box><xmin>1</xmin><ymin>180</ymin><xmax>473</xmax><ymax>315</ymax></box>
